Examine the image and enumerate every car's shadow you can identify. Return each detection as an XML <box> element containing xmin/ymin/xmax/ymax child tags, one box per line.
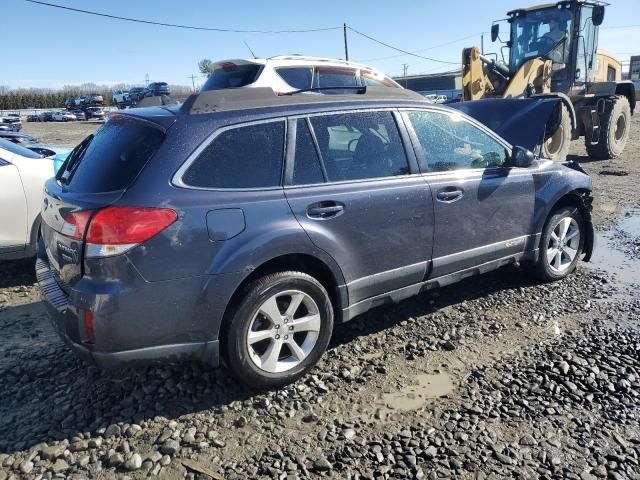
<box><xmin>0</xmin><ymin>258</ymin><xmax>37</xmax><ymax>289</ymax></box>
<box><xmin>0</xmin><ymin>265</ymin><xmax>540</xmax><ymax>454</ymax></box>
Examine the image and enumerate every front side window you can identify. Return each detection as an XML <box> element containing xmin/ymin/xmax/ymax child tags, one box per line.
<box><xmin>314</xmin><ymin>67</ymin><xmax>360</xmax><ymax>92</ymax></box>
<box><xmin>407</xmin><ymin>111</ymin><xmax>508</xmax><ymax>172</ymax></box>
<box><xmin>361</xmin><ymin>71</ymin><xmax>398</xmax><ymax>88</ymax></box>
<box><xmin>182</xmin><ymin>121</ymin><xmax>285</xmax><ymax>189</ymax></box>
<box><xmin>308</xmin><ymin>111</ymin><xmax>409</xmax><ymax>182</ymax></box>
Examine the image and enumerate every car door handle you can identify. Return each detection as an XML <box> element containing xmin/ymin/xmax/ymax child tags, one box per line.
<box><xmin>307</xmin><ymin>202</ymin><xmax>345</xmax><ymax>219</ymax></box>
<box><xmin>436</xmin><ymin>188</ymin><xmax>464</xmax><ymax>202</ymax></box>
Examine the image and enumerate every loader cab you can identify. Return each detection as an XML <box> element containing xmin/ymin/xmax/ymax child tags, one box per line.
<box><xmin>506</xmin><ymin>1</ymin><xmax>604</xmax><ymax>94</ymax></box>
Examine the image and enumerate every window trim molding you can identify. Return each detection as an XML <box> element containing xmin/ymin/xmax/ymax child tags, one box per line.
<box><xmin>284</xmin><ymin>108</ymin><xmax>417</xmax><ymax>187</ymax></box>
<box><xmin>172</xmin><ymin>117</ymin><xmax>287</xmax><ymax>192</ymax></box>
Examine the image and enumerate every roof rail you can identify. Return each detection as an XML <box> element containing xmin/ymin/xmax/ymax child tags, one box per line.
<box><xmin>266</xmin><ymin>55</ymin><xmax>375</xmax><ymax>69</ymax></box>
<box><xmin>179</xmin><ymin>86</ymin><xmax>425</xmax><ymax>115</ymax></box>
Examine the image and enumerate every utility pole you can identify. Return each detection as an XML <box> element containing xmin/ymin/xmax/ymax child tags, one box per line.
<box><xmin>144</xmin><ymin>73</ymin><xmax>149</xmax><ymax>85</ymax></box>
<box><xmin>481</xmin><ymin>32</ymin><xmax>484</xmax><ymax>55</ymax></box>
<box><xmin>402</xmin><ymin>64</ymin><xmax>409</xmax><ymax>88</ymax></box>
<box><xmin>343</xmin><ymin>23</ymin><xmax>349</xmax><ymax>61</ymax></box>
<box><xmin>188</xmin><ymin>74</ymin><xmax>197</xmax><ymax>93</ymax></box>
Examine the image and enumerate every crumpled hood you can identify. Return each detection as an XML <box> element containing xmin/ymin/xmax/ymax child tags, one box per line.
<box><xmin>449</xmin><ymin>97</ymin><xmax>562</xmax><ymax>154</ymax></box>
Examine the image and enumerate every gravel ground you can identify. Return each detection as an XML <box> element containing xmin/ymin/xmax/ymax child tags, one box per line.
<box><xmin>1</xmin><ymin>113</ymin><xmax>638</xmax><ymax>480</ymax></box>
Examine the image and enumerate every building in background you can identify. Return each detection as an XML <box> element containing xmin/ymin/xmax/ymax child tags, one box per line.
<box><xmin>392</xmin><ymin>70</ymin><xmax>462</xmax><ymax>99</ymax></box>
<box><xmin>630</xmin><ymin>55</ymin><xmax>640</xmax><ymax>81</ymax></box>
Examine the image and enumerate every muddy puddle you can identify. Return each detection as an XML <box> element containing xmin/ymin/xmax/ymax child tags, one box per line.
<box><xmin>587</xmin><ymin>209</ymin><xmax>640</xmax><ymax>286</ymax></box>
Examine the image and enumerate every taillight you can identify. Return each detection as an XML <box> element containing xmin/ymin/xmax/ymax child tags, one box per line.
<box><xmin>61</xmin><ymin>210</ymin><xmax>94</xmax><ymax>240</ymax></box>
<box><xmin>85</xmin><ymin>206</ymin><xmax>177</xmax><ymax>258</ymax></box>
<box><xmin>83</xmin><ymin>309</ymin><xmax>96</xmax><ymax>344</ymax></box>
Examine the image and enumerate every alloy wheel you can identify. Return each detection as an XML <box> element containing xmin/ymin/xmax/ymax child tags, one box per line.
<box><xmin>246</xmin><ymin>290</ymin><xmax>321</xmax><ymax>373</ymax></box>
<box><xmin>546</xmin><ymin>217</ymin><xmax>580</xmax><ymax>274</ymax></box>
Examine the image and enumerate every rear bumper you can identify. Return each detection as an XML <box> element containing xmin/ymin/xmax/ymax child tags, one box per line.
<box><xmin>36</xmin><ymin>252</ymin><xmax>222</xmax><ymax>369</ymax></box>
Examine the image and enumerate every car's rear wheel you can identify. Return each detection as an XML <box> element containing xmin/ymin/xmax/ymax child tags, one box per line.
<box><xmin>225</xmin><ymin>271</ymin><xmax>334</xmax><ymax>389</ymax></box>
<box><xmin>534</xmin><ymin>206</ymin><xmax>584</xmax><ymax>282</ymax></box>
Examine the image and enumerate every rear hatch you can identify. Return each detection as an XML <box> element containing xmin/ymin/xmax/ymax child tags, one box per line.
<box><xmin>40</xmin><ymin>112</ymin><xmax>171</xmax><ymax>290</ymax></box>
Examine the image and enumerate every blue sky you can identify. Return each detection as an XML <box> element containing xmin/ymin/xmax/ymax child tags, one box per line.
<box><xmin>4</xmin><ymin>0</ymin><xmax>639</xmax><ymax>89</ymax></box>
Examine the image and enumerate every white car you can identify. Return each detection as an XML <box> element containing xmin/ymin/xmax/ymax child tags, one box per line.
<box><xmin>0</xmin><ymin>139</ymin><xmax>57</xmax><ymax>260</ymax></box>
<box><xmin>52</xmin><ymin>111</ymin><xmax>77</xmax><ymax>122</ymax></box>
<box><xmin>201</xmin><ymin>56</ymin><xmax>402</xmax><ymax>94</ymax></box>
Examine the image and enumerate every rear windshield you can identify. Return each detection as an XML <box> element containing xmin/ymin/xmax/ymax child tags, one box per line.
<box><xmin>202</xmin><ymin>64</ymin><xmax>261</xmax><ymax>90</ymax></box>
<box><xmin>58</xmin><ymin>117</ymin><xmax>164</xmax><ymax>193</ymax></box>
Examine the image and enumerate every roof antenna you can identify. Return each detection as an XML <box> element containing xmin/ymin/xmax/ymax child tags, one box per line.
<box><xmin>244</xmin><ymin>40</ymin><xmax>257</xmax><ymax>59</ymax></box>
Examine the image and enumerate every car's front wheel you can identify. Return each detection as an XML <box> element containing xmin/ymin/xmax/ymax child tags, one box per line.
<box><xmin>225</xmin><ymin>271</ymin><xmax>334</xmax><ymax>389</ymax></box>
<box><xmin>535</xmin><ymin>206</ymin><xmax>585</xmax><ymax>282</ymax></box>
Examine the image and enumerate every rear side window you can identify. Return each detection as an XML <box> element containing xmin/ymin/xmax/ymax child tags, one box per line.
<box><xmin>309</xmin><ymin>111</ymin><xmax>409</xmax><ymax>182</ymax></box>
<box><xmin>276</xmin><ymin>67</ymin><xmax>313</xmax><ymax>90</ymax></box>
<box><xmin>58</xmin><ymin>118</ymin><xmax>164</xmax><ymax>193</ymax></box>
<box><xmin>202</xmin><ymin>64</ymin><xmax>262</xmax><ymax>90</ymax></box>
<box><xmin>182</xmin><ymin>121</ymin><xmax>285</xmax><ymax>189</ymax></box>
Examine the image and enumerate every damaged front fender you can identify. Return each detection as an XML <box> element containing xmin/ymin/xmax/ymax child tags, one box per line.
<box><xmin>449</xmin><ymin>97</ymin><xmax>562</xmax><ymax>155</ymax></box>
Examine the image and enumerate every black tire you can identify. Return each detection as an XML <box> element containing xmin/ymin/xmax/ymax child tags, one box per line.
<box><xmin>541</xmin><ymin>103</ymin><xmax>572</xmax><ymax>162</ymax></box>
<box><xmin>224</xmin><ymin>271</ymin><xmax>334</xmax><ymax>389</ymax></box>
<box><xmin>586</xmin><ymin>96</ymin><xmax>631</xmax><ymax>160</ymax></box>
<box><xmin>534</xmin><ymin>205</ymin><xmax>585</xmax><ymax>282</ymax></box>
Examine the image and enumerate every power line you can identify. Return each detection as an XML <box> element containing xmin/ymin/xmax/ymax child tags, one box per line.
<box><xmin>347</xmin><ymin>26</ymin><xmax>459</xmax><ymax>65</ymax></box>
<box><xmin>601</xmin><ymin>24</ymin><xmax>640</xmax><ymax>29</ymax></box>
<box><xmin>358</xmin><ymin>33</ymin><xmax>481</xmax><ymax>62</ymax></box>
<box><xmin>23</xmin><ymin>0</ymin><xmax>342</xmax><ymax>33</ymax></box>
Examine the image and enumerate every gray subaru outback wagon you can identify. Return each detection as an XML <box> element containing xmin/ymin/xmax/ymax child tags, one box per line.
<box><xmin>37</xmin><ymin>87</ymin><xmax>594</xmax><ymax>388</ymax></box>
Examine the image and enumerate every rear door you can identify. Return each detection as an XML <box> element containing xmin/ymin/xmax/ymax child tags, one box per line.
<box><xmin>284</xmin><ymin>110</ymin><xmax>434</xmax><ymax>304</ymax></box>
<box><xmin>403</xmin><ymin>109</ymin><xmax>536</xmax><ymax>277</ymax></box>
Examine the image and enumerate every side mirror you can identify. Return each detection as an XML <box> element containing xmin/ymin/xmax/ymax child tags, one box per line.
<box><xmin>592</xmin><ymin>6</ymin><xmax>605</xmax><ymax>26</ymax></box>
<box><xmin>511</xmin><ymin>146</ymin><xmax>535</xmax><ymax>168</ymax></box>
<box><xmin>491</xmin><ymin>23</ymin><xmax>500</xmax><ymax>42</ymax></box>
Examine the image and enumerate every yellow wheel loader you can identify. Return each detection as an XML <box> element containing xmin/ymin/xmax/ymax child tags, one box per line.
<box><xmin>460</xmin><ymin>0</ymin><xmax>635</xmax><ymax>161</ymax></box>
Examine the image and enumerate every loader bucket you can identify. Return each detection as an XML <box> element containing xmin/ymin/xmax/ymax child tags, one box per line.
<box><xmin>449</xmin><ymin>97</ymin><xmax>562</xmax><ymax>155</ymax></box>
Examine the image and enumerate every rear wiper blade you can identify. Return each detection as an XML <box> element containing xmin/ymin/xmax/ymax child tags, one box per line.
<box><xmin>280</xmin><ymin>86</ymin><xmax>367</xmax><ymax>96</ymax></box>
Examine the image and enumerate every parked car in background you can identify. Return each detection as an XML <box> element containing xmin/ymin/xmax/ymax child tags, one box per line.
<box><xmin>52</xmin><ymin>111</ymin><xmax>77</xmax><ymax>122</ymax></box>
<box><xmin>27</xmin><ymin>114</ymin><xmax>40</xmax><ymax>122</ymax></box>
<box><xmin>143</xmin><ymin>82</ymin><xmax>171</xmax><ymax>98</ymax></box>
<box><xmin>83</xmin><ymin>106</ymin><xmax>105</xmax><ymax>120</ymax></box>
<box><xmin>36</xmin><ymin>88</ymin><xmax>594</xmax><ymax>389</ymax></box>
<box><xmin>71</xmin><ymin>109</ymin><xmax>86</xmax><ymax>121</ymax></box>
<box><xmin>1</xmin><ymin>113</ymin><xmax>23</xmax><ymax>131</ymax></box>
<box><xmin>64</xmin><ymin>98</ymin><xmax>77</xmax><ymax>109</ymax></box>
<box><xmin>0</xmin><ymin>138</ymin><xmax>56</xmax><ymax>261</ymax></box>
<box><xmin>38</xmin><ymin>111</ymin><xmax>54</xmax><ymax>122</ymax></box>
<box><xmin>434</xmin><ymin>95</ymin><xmax>448</xmax><ymax>104</ymax></box>
<box><xmin>0</xmin><ymin>131</ymin><xmax>39</xmax><ymax>144</ymax></box>
<box><xmin>112</xmin><ymin>89</ymin><xmax>129</xmax><ymax>107</ymax></box>
<box><xmin>423</xmin><ymin>94</ymin><xmax>437</xmax><ymax>103</ymax></box>
<box><xmin>83</xmin><ymin>93</ymin><xmax>103</xmax><ymax>106</ymax></box>
<box><xmin>201</xmin><ymin>56</ymin><xmax>402</xmax><ymax>94</ymax></box>
<box><xmin>128</xmin><ymin>87</ymin><xmax>145</xmax><ymax>103</ymax></box>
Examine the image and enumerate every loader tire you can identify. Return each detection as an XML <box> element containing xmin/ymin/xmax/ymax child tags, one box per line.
<box><xmin>586</xmin><ymin>96</ymin><xmax>631</xmax><ymax>160</ymax></box>
<box><xmin>542</xmin><ymin>103</ymin><xmax>572</xmax><ymax>162</ymax></box>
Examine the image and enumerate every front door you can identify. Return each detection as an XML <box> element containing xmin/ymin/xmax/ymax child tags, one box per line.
<box><xmin>284</xmin><ymin>111</ymin><xmax>434</xmax><ymax>304</ymax></box>
<box><xmin>403</xmin><ymin>109</ymin><xmax>536</xmax><ymax>278</ymax></box>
